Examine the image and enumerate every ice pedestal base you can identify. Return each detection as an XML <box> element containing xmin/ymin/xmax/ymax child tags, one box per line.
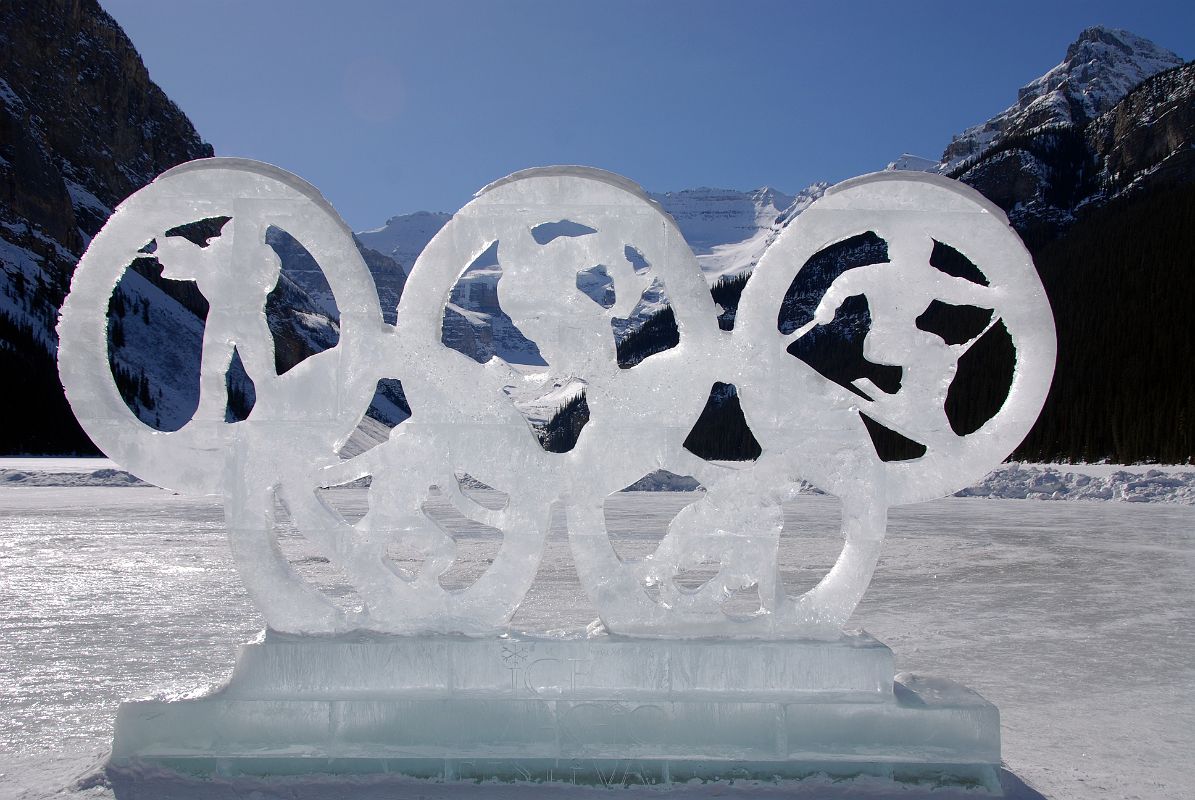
<box><xmin>108</xmin><ymin>632</ymin><xmax>1000</xmax><ymax>789</ymax></box>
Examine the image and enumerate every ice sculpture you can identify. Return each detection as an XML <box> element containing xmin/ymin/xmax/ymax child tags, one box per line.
<box><xmin>59</xmin><ymin>158</ymin><xmax>1054</xmax><ymax>789</ymax></box>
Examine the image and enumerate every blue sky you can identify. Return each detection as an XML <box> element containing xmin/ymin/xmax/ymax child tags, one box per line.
<box><xmin>101</xmin><ymin>1</ymin><xmax>1193</xmax><ymax>230</ymax></box>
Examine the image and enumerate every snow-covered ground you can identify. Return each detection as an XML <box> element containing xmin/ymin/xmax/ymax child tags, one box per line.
<box><xmin>0</xmin><ymin>480</ymin><xmax>1192</xmax><ymax>799</ymax></box>
<box><xmin>957</xmin><ymin>463</ymin><xmax>1195</xmax><ymax>504</ymax></box>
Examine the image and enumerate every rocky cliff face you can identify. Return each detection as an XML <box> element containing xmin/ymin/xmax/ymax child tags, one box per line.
<box><xmin>0</xmin><ymin>0</ymin><xmax>411</xmax><ymax>450</ymax></box>
<box><xmin>0</xmin><ymin>0</ymin><xmax>214</xmax><ymax>452</ymax></box>
<box><xmin>950</xmin><ymin>57</ymin><xmax>1195</xmax><ymax>246</ymax></box>
<box><xmin>0</xmin><ymin>0</ymin><xmax>214</xmax><ymax>247</ymax></box>
<box><xmin>1086</xmin><ymin>61</ymin><xmax>1195</xmax><ymax>198</ymax></box>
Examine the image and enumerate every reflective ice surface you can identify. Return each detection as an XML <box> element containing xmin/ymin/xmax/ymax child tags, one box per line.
<box><xmin>57</xmin><ymin>160</ymin><xmax>1056</xmax><ymax>637</ymax></box>
<box><xmin>1</xmin><ymin>488</ymin><xmax>1191</xmax><ymax>800</ymax></box>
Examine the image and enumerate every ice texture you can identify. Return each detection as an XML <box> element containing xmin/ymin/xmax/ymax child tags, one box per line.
<box><xmin>108</xmin><ymin>633</ymin><xmax>1001</xmax><ymax>784</ymax></box>
<box><xmin>57</xmin><ymin>161</ymin><xmax>1055</xmax><ymax>638</ymax></box>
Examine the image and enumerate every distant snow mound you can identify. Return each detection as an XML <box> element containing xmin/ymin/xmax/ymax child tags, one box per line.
<box><xmin>957</xmin><ymin>463</ymin><xmax>1195</xmax><ymax>504</ymax></box>
<box><xmin>4</xmin><ymin>459</ymin><xmax>1192</xmax><ymax>503</ymax></box>
<box><xmin>0</xmin><ymin>467</ymin><xmax>147</xmax><ymax>487</ymax></box>
<box><xmin>619</xmin><ymin>469</ymin><xmax>830</xmax><ymax>494</ymax></box>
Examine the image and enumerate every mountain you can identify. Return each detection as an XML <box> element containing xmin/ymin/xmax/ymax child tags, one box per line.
<box><xmin>2</xmin><ymin>12</ymin><xmax>1188</xmax><ymax>463</ymax></box>
<box><xmin>996</xmin><ymin>62</ymin><xmax>1195</xmax><ymax>463</ymax></box>
<box><xmin>647</xmin><ymin>28</ymin><xmax>1195</xmax><ymax>464</ymax></box>
<box><xmin>880</xmin><ymin>28</ymin><xmax>1194</xmax><ymax>463</ymax></box>
<box><xmin>1085</xmin><ymin>60</ymin><xmax>1195</xmax><ymax>199</ymax></box>
<box><xmin>650</xmin><ymin>186</ymin><xmax>825</xmax><ymax>280</ymax></box>
<box><xmin>357</xmin><ymin>28</ymin><xmax>1192</xmax><ymax>464</ymax></box>
<box><xmin>356</xmin><ymin>210</ymin><xmax>452</xmax><ymax>277</ymax></box>
<box><xmin>890</xmin><ymin>27</ymin><xmax>1186</xmax><ymax>245</ymax></box>
<box><xmin>357</xmin><ymin>187</ymin><xmax>823</xmax><ymax>282</ymax></box>
<box><xmin>939</xmin><ymin>27</ymin><xmax>1183</xmax><ymax>174</ymax></box>
<box><xmin>0</xmin><ymin>0</ymin><xmax>215</xmax><ymax>452</ymax></box>
<box><xmin>0</xmin><ymin>0</ymin><xmax>410</xmax><ymax>451</ymax></box>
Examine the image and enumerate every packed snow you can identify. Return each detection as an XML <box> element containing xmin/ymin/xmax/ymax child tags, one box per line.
<box><xmin>885</xmin><ymin>154</ymin><xmax>939</xmax><ymax>173</ymax></box>
<box><xmin>957</xmin><ymin>463</ymin><xmax>1195</xmax><ymax>504</ymax></box>
<box><xmin>649</xmin><ymin>185</ymin><xmax>825</xmax><ymax>282</ymax></box>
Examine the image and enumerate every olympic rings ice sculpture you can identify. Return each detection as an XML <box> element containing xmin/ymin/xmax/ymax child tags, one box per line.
<box><xmin>58</xmin><ymin>158</ymin><xmax>1055</xmax><ymax>638</ymax></box>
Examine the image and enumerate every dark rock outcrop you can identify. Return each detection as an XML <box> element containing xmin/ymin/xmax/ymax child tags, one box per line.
<box><xmin>1087</xmin><ymin>62</ymin><xmax>1195</xmax><ymax>198</ymax></box>
<box><xmin>0</xmin><ymin>0</ymin><xmax>213</xmax><ymax>245</ymax></box>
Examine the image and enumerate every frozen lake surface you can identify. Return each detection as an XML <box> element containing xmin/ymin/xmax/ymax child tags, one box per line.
<box><xmin>0</xmin><ymin>486</ymin><xmax>1191</xmax><ymax>799</ymax></box>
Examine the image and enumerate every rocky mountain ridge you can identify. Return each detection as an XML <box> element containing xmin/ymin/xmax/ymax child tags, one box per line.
<box><xmin>1086</xmin><ymin>60</ymin><xmax>1195</xmax><ymax>198</ymax></box>
<box><xmin>360</xmin><ymin>185</ymin><xmax>824</xmax><ymax>281</ymax></box>
<box><xmin>357</xmin><ymin>210</ymin><xmax>452</xmax><ymax>278</ymax></box>
<box><xmin>939</xmin><ymin>26</ymin><xmax>1183</xmax><ymax>173</ymax></box>
<box><xmin>886</xmin><ymin>27</ymin><xmax>1188</xmax><ymax>246</ymax></box>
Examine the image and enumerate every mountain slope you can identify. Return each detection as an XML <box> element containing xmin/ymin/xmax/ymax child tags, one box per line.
<box><xmin>1015</xmin><ymin>183</ymin><xmax>1195</xmax><ymax>463</ymax></box>
<box><xmin>1086</xmin><ymin>60</ymin><xmax>1195</xmax><ymax>199</ymax></box>
<box><xmin>1003</xmin><ymin>61</ymin><xmax>1195</xmax><ymax>462</ymax></box>
<box><xmin>0</xmin><ymin>0</ymin><xmax>214</xmax><ymax>452</ymax></box>
<box><xmin>356</xmin><ymin>211</ymin><xmax>452</xmax><ymax>277</ymax></box>
<box><xmin>0</xmin><ymin>1</ymin><xmax>412</xmax><ymax>450</ymax></box>
<box><xmin>650</xmin><ymin>186</ymin><xmax>824</xmax><ymax>280</ymax></box>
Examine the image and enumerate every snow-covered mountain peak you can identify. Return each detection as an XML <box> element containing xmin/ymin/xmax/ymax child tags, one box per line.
<box><xmin>356</xmin><ymin>210</ymin><xmax>453</xmax><ymax>274</ymax></box>
<box><xmin>1029</xmin><ymin>26</ymin><xmax>1182</xmax><ymax>122</ymax></box>
<box><xmin>646</xmin><ymin>184</ymin><xmax>828</xmax><ymax>281</ymax></box>
<box><xmin>937</xmin><ymin>27</ymin><xmax>1183</xmax><ymax>173</ymax></box>
<box><xmin>351</xmin><ymin>180</ymin><xmax>831</xmax><ymax>365</ymax></box>
<box><xmin>647</xmin><ymin>186</ymin><xmax>796</xmax><ymax>253</ymax></box>
<box><xmin>885</xmin><ymin>154</ymin><xmax>939</xmax><ymax>173</ymax></box>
